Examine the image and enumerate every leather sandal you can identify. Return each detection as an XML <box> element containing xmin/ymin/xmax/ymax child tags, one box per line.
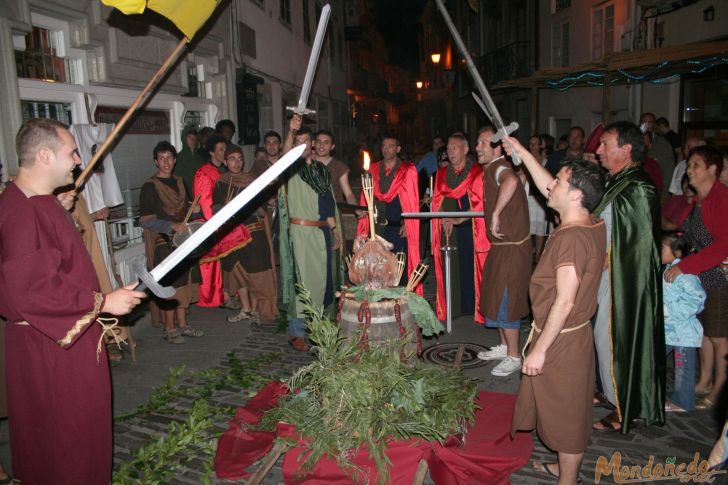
<box><xmin>164</xmin><ymin>328</ymin><xmax>185</xmax><ymax>344</ymax></box>
<box><xmin>593</xmin><ymin>411</ymin><xmax>622</xmax><ymax>432</ymax></box>
<box><xmin>180</xmin><ymin>326</ymin><xmax>204</xmax><ymax>337</ymax></box>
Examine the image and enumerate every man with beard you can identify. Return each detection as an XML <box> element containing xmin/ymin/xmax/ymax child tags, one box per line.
<box><xmin>475</xmin><ymin>126</ymin><xmax>532</xmax><ymax>377</ymax></box>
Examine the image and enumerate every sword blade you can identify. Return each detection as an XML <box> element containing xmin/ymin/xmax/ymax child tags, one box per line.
<box><xmin>296</xmin><ymin>4</ymin><xmax>331</xmax><ymax>113</ymax></box>
<box><xmin>401</xmin><ymin>211</ymin><xmax>484</xmax><ymax>218</ymax></box>
<box><xmin>434</xmin><ymin>0</ymin><xmax>522</xmax><ymax>165</ymax></box>
<box><xmin>148</xmin><ymin>144</ymin><xmax>306</xmax><ymax>282</ymax></box>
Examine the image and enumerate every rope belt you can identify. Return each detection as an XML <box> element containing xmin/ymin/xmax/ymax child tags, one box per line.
<box><xmin>289</xmin><ymin>218</ymin><xmax>328</xmax><ymax>227</ymax></box>
<box><xmin>490</xmin><ymin>235</ymin><xmax>530</xmax><ymax>247</ymax></box>
<box><xmin>245</xmin><ymin>221</ymin><xmax>263</xmax><ymax>232</ymax></box>
<box><xmin>521</xmin><ymin>319</ymin><xmax>590</xmax><ymax>359</ymax></box>
<box><xmin>15</xmin><ymin>318</ymin><xmax>124</xmax><ymax>364</ymax></box>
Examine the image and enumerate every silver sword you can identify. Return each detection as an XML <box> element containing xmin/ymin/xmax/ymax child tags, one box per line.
<box><xmin>441</xmin><ymin>234</ymin><xmax>456</xmax><ymax>334</ymax></box>
<box><xmin>286</xmin><ymin>4</ymin><xmax>331</xmax><ymax>115</ymax></box>
<box><xmin>134</xmin><ymin>144</ymin><xmax>306</xmax><ymax>298</ymax></box>
<box><xmin>433</xmin><ymin>0</ymin><xmax>522</xmax><ymax>165</ymax></box>
<box><xmin>401</xmin><ymin>211</ymin><xmax>484</xmax><ymax>219</ymax></box>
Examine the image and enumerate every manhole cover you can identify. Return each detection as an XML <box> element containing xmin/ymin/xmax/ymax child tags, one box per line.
<box><xmin>421</xmin><ymin>343</ymin><xmax>489</xmax><ymax>369</ymax></box>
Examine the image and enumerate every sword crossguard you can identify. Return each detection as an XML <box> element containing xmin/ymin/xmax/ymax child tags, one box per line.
<box><xmin>491</xmin><ymin>122</ymin><xmax>520</xmax><ymax>143</ymax></box>
<box><xmin>285</xmin><ymin>106</ymin><xmax>317</xmax><ymax>116</ymax></box>
<box><xmin>131</xmin><ymin>257</ymin><xmax>176</xmax><ymax>299</ymax></box>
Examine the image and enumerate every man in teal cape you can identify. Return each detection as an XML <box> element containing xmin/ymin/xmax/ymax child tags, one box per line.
<box><xmin>593</xmin><ymin>121</ymin><xmax>665</xmax><ymax>433</ymax></box>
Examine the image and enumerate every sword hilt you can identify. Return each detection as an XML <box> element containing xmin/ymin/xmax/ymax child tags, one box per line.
<box><xmin>285</xmin><ymin>106</ymin><xmax>317</xmax><ymax>115</ymax></box>
<box><xmin>131</xmin><ymin>257</ymin><xmax>176</xmax><ymax>299</ymax></box>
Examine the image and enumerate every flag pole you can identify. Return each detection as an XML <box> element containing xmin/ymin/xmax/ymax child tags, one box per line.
<box><xmin>74</xmin><ymin>37</ymin><xmax>189</xmax><ymax>190</ymax></box>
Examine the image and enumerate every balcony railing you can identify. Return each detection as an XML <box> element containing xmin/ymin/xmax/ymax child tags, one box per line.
<box><xmin>477</xmin><ymin>41</ymin><xmax>533</xmax><ymax>85</ymax></box>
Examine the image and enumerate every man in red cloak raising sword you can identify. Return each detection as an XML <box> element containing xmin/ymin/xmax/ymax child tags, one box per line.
<box><xmin>357</xmin><ymin>135</ymin><xmax>422</xmax><ymax>293</ymax></box>
<box><xmin>431</xmin><ymin>132</ymin><xmax>489</xmax><ymax>324</ymax></box>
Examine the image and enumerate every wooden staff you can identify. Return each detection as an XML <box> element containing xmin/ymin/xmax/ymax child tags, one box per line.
<box><xmin>182</xmin><ymin>194</ymin><xmax>201</xmax><ymax>225</ymax></box>
<box><xmin>74</xmin><ymin>37</ymin><xmax>189</xmax><ymax>190</ymax></box>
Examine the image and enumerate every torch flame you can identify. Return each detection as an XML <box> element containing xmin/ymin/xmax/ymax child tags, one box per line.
<box><xmin>362</xmin><ymin>151</ymin><xmax>371</xmax><ymax>171</ymax></box>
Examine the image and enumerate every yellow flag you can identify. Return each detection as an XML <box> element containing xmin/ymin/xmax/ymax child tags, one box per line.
<box><xmin>100</xmin><ymin>0</ymin><xmax>219</xmax><ymax>39</ymax></box>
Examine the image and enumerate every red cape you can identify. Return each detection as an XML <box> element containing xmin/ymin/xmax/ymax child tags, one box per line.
<box><xmin>194</xmin><ymin>163</ymin><xmax>251</xmax><ymax>307</ymax></box>
<box><xmin>431</xmin><ymin>164</ymin><xmax>489</xmax><ymax>323</ymax></box>
<box><xmin>357</xmin><ymin>160</ymin><xmax>422</xmax><ymax>295</ymax></box>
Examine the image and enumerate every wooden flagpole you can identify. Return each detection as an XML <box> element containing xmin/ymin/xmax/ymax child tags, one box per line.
<box><xmin>74</xmin><ymin>37</ymin><xmax>189</xmax><ymax>190</ymax></box>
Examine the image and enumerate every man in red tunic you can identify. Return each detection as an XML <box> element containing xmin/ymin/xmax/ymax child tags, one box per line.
<box><xmin>194</xmin><ymin>135</ymin><xmax>251</xmax><ymax>307</ymax></box>
<box><xmin>431</xmin><ymin>132</ymin><xmax>489</xmax><ymax>323</ymax></box>
<box><xmin>0</xmin><ymin>118</ymin><xmax>144</xmax><ymax>484</ymax></box>
<box><xmin>356</xmin><ymin>135</ymin><xmax>421</xmax><ymax>292</ymax></box>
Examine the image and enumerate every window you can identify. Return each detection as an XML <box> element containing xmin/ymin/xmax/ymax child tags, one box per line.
<box><xmin>184</xmin><ymin>64</ymin><xmax>210</xmax><ymax>99</ymax></box>
<box><xmin>280</xmin><ymin>0</ymin><xmax>291</xmax><ymax>25</ymax></box>
<box><xmin>21</xmin><ymin>100</ymin><xmax>73</xmax><ymax>124</ymax></box>
<box><xmin>552</xmin><ymin>21</ymin><xmax>569</xmax><ymax>67</ymax></box>
<box><xmin>15</xmin><ymin>26</ymin><xmax>78</xmax><ymax>83</ymax></box>
<box><xmin>592</xmin><ymin>3</ymin><xmax>614</xmax><ymax>60</ymax></box>
<box><xmin>551</xmin><ymin>0</ymin><xmax>571</xmax><ymax>14</ymax></box>
<box><xmin>183</xmin><ymin>111</ymin><xmax>206</xmax><ymax>129</ymax></box>
<box><xmin>303</xmin><ymin>0</ymin><xmax>311</xmax><ymax>43</ymax></box>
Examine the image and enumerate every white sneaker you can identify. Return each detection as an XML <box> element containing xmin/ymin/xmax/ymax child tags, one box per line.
<box><xmin>477</xmin><ymin>344</ymin><xmax>507</xmax><ymax>361</ymax></box>
<box><xmin>491</xmin><ymin>356</ymin><xmax>522</xmax><ymax>376</ymax></box>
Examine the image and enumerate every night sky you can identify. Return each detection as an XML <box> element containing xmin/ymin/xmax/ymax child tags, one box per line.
<box><xmin>369</xmin><ymin>0</ymin><xmax>428</xmax><ymax>73</ymax></box>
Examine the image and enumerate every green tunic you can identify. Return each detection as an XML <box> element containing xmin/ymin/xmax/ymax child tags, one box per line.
<box><xmin>593</xmin><ymin>165</ymin><xmax>665</xmax><ymax>433</ymax></box>
<box><xmin>279</xmin><ymin>160</ymin><xmax>339</xmax><ymax>319</ymax></box>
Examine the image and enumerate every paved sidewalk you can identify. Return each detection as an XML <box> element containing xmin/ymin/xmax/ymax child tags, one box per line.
<box><xmin>105</xmin><ymin>303</ymin><xmax>722</xmax><ymax>484</ymax></box>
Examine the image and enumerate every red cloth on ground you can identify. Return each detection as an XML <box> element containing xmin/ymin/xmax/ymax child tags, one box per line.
<box><xmin>215</xmin><ymin>381</ymin><xmax>533</xmax><ymax>484</ymax></box>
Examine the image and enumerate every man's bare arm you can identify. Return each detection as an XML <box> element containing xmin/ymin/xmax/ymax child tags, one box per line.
<box><xmin>281</xmin><ymin>114</ymin><xmax>302</xmax><ymax>156</ymax></box>
<box><xmin>502</xmin><ymin>135</ymin><xmax>554</xmax><ymax>198</ymax></box>
<box><xmin>490</xmin><ymin>170</ymin><xmax>519</xmax><ymax>239</ymax></box>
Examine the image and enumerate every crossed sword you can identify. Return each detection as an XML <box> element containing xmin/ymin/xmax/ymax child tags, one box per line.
<box><xmin>433</xmin><ymin>0</ymin><xmax>522</xmax><ymax>166</ymax></box>
<box><xmin>134</xmin><ymin>5</ymin><xmax>332</xmax><ymax>297</ymax></box>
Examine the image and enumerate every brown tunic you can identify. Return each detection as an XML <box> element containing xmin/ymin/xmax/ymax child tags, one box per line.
<box><xmin>215</xmin><ymin>172</ymin><xmax>278</xmax><ymax>322</ymax></box>
<box><xmin>511</xmin><ymin>219</ymin><xmax>607</xmax><ymax>454</ymax></box>
<box><xmin>480</xmin><ymin>158</ymin><xmax>532</xmax><ymax>322</ymax></box>
<box><xmin>325</xmin><ymin>157</ymin><xmax>350</xmax><ymax>203</ymax></box>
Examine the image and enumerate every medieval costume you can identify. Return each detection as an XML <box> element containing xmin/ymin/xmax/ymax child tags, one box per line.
<box><xmin>175</xmin><ymin>126</ymin><xmax>205</xmax><ymax>195</ymax></box>
<box><xmin>214</xmin><ymin>171</ymin><xmax>278</xmax><ymax>322</ymax></box>
<box><xmin>480</xmin><ymin>158</ymin><xmax>532</xmax><ymax>325</ymax></box>
<box><xmin>139</xmin><ymin>175</ymin><xmax>200</xmax><ymax>310</ymax></box>
<box><xmin>512</xmin><ymin>219</ymin><xmax>607</xmax><ymax>453</ymax></box>
<box><xmin>593</xmin><ymin>165</ymin><xmax>665</xmax><ymax>434</ymax></box>
<box><xmin>431</xmin><ymin>159</ymin><xmax>489</xmax><ymax>322</ymax></box>
<box><xmin>356</xmin><ymin>159</ymin><xmax>421</xmax><ymax>292</ymax></box>
<box><xmin>279</xmin><ymin>158</ymin><xmax>340</xmax><ymax>336</ymax></box>
<box><xmin>194</xmin><ymin>161</ymin><xmax>250</xmax><ymax>307</ymax></box>
<box><xmin>0</xmin><ymin>183</ymin><xmax>112</xmax><ymax>484</ymax></box>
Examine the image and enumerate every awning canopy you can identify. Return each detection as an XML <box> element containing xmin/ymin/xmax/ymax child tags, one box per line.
<box><xmin>492</xmin><ymin>39</ymin><xmax>728</xmax><ymax>91</ymax></box>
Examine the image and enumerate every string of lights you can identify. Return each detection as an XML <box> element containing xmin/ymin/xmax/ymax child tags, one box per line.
<box><xmin>545</xmin><ymin>55</ymin><xmax>728</xmax><ymax>91</ymax></box>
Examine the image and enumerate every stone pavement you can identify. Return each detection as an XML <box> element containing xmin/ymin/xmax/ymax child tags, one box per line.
<box><xmin>0</xmin><ymin>299</ymin><xmax>722</xmax><ymax>484</ymax></box>
<box><xmin>100</xmin><ymin>302</ymin><xmax>723</xmax><ymax>484</ymax></box>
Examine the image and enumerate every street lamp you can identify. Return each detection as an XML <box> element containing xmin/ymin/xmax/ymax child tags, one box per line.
<box><xmin>430</xmin><ymin>53</ymin><xmax>441</xmax><ymax>65</ymax></box>
<box><xmin>415</xmin><ymin>80</ymin><xmax>424</xmax><ymax>89</ymax></box>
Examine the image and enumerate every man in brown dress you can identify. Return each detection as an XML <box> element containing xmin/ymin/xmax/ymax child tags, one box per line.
<box><xmin>505</xmin><ymin>136</ymin><xmax>606</xmax><ymax>484</ymax></box>
<box><xmin>475</xmin><ymin>126</ymin><xmax>532</xmax><ymax>376</ymax></box>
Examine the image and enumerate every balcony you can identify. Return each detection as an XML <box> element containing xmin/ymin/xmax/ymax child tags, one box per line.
<box><xmin>15</xmin><ymin>48</ymin><xmax>77</xmax><ymax>84</ymax></box>
<box><xmin>477</xmin><ymin>41</ymin><xmax>533</xmax><ymax>86</ymax></box>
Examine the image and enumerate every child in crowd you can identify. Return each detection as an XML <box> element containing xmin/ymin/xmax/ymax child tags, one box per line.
<box><xmin>662</xmin><ymin>232</ymin><xmax>706</xmax><ymax>412</ymax></box>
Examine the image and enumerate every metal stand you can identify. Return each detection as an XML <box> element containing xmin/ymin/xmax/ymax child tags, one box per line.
<box><xmin>440</xmin><ymin>235</ymin><xmax>457</xmax><ymax>334</ymax></box>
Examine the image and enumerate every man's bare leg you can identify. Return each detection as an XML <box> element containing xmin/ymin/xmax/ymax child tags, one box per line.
<box><xmin>557</xmin><ymin>452</ymin><xmax>582</xmax><ymax>485</ymax></box>
<box><xmin>504</xmin><ymin>328</ymin><xmax>520</xmax><ymax>357</ymax></box>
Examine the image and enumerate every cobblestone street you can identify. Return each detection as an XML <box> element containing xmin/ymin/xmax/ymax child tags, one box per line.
<box><xmin>107</xmin><ymin>303</ymin><xmax>722</xmax><ymax>484</ymax></box>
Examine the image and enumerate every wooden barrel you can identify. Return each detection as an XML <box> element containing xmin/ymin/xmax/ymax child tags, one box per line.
<box><xmin>337</xmin><ymin>295</ymin><xmax>421</xmax><ymax>360</ymax></box>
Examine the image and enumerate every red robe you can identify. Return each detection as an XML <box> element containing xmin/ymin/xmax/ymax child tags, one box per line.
<box><xmin>357</xmin><ymin>161</ymin><xmax>422</xmax><ymax>294</ymax></box>
<box><xmin>193</xmin><ymin>163</ymin><xmax>251</xmax><ymax>307</ymax></box>
<box><xmin>0</xmin><ymin>183</ymin><xmax>111</xmax><ymax>485</ymax></box>
<box><xmin>431</xmin><ymin>163</ymin><xmax>489</xmax><ymax>323</ymax></box>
